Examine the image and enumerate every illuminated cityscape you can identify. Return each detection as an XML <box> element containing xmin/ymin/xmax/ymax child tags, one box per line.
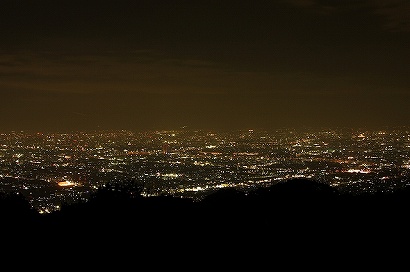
<box><xmin>1</xmin><ymin>127</ymin><xmax>410</xmax><ymax>214</ymax></box>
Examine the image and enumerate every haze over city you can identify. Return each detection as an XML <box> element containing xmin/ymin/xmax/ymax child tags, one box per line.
<box><xmin>1</xmin><ymin>0</ymin><xmax>409</xmax><ymax>132</ymax></box>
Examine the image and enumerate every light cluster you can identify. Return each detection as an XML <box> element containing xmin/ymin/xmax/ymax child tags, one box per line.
<box><xmin>1</xmin><ymin>127</ymin><xmax>410</xmax><ymax>213</ymax></box>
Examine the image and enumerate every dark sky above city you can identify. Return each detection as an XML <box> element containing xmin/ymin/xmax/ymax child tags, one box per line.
<box><xmin>1</xmin><ymin>0</ymin><xmax>409</xmax><ymax>132</ymax></box>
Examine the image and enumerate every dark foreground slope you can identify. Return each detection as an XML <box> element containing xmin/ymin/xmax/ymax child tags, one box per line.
<box><xmin>2</xmin><ymin>178</ymin><xmax>410</xmax><ymax>233</ymax></box>
<box><xmin>2</xmin><ymin>178</ymin><xmax>410</xmax><ymax>258</ymax></box>
<box><xmin>2</xmin><ymin>178</ymin><xmax>410</xmax><ymax>268</ymax></box>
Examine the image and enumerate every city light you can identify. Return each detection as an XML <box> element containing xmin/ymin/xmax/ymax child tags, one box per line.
<box><xmin>1</xmin><ymin>127</ymin><xmax>410</xmax><ymax>212</ymax></box>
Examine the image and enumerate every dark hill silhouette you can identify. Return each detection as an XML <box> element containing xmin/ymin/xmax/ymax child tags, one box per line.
<box><xmin>2</xmin><ymin>177</ymin><xmax>410</xmax><ymax>244</ymax></box>
<box><xmin>0</xmin><ymin>191</ymin><xmax>39</xmax><ymax>225</ymax></box>
<box><xmin>1</xmin><ymin>177</ymin><xmax>409</xmax><ymax>269</ymax></box>
<box><xmin>245</xmin><ymin>178</ymin><xmax>341</xmax><ymax>223</ymax></box>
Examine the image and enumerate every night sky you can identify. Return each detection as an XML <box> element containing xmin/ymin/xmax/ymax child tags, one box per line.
<box><xmin>1</xmin><ymin>0</ymin><xmax>409</xmax><ymax>132</ymax></box>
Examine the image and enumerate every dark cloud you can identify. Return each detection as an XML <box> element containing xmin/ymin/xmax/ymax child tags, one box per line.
<box><xmin>284</xmin><ymin>0</ymin><xmax>410</xmax><ymax>32</ymax></box>
<box><xmin>0</xmin><ymin>0</ymin><xmax>409</xmax><ymax>131</ymax></box>
<box><xmin>370</xmin><ymin>0</ymin><xmax>410</xmax><ymax>32</ymax></box>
